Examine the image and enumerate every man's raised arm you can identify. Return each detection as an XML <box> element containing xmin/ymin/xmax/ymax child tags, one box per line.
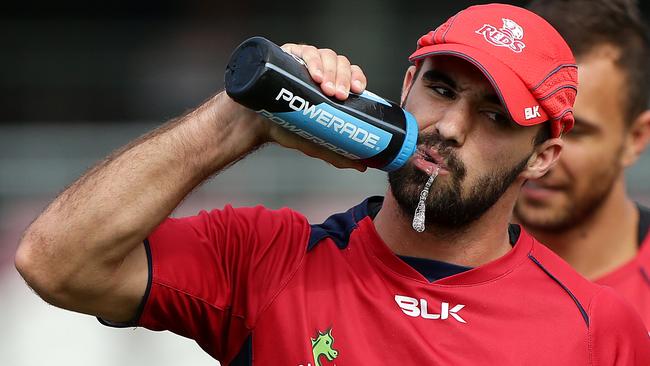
<box><xmin>14</xmin><ymin>93</ymin><xmax>272</xmax><ymax>322</ymax></box>
<box><xmin>14</xmin><ymin>43</ymin><xmax>367</xmax><ymax>324</ymax></box>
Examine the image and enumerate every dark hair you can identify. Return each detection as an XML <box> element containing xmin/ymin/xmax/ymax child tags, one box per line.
<box><xmin>533</xmin><ymin>123</ymin><xmax>551</xmax><ymax>146</ymax></box>
<box><xmin>527</xmin><ymin>0</ymin><xmax>650</xmax><ymax>124</ymax></box>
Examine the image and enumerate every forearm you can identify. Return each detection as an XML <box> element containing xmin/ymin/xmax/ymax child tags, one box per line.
<box><xmin>15</xmin><ymin>43</ymin><xmax>368</xmax><ymax>319</ymax></box>
<box><xmin>65</xmin><ymin>92</ymin><xmax>262</xmax><ymax>252</ymax></box>
<box><xmin>16</xmin><ymin>92</ymin><xmax>264</xmax><ymax>301</ymax></box>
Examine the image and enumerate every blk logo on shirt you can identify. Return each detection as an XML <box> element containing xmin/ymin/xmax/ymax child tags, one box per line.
<box><xmin>395</xmin><ymin>295</ymin><xmax>467</xmax><ymax>324</ymax></box>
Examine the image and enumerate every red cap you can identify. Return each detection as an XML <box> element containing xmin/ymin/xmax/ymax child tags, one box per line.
<box><xmin>409</xmin><ymin>3</ymin><xmax>578</xmax><ymax>137</ymax></box>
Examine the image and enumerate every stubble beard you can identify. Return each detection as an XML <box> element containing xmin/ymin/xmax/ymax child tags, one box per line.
<box><xmin>515</xmin><ymin>154</ymin><xmax>622</xmax><ymax>232</ymax></box>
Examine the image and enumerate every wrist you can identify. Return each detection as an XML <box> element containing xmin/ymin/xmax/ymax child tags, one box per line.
<box><xmin>180</xmin><ymin>91</ymin><xmax>269</xmax><ymax>173</ymax></box>
<box><xmin>209</xmin><ymin>91</ymin><xmax>270</xmax><ymax>148</ymax></box>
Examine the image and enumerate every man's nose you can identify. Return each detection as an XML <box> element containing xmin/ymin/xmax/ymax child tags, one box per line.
<box><xmin>429</xmin><ymin>103</ymin><xmax>470</xmax><ymax>147</ymax></box>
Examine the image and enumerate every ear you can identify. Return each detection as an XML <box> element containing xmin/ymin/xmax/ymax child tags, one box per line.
<box><xmin>620</xmin><ymin>109</ymin><xmax>650</xmax><ymax>167</ymax></box>
<box><xmin>400</xmin><ymin>65</ymin><xmax>417</xmax><ymax>106</ymax></box>
<box><xmin>519</xmin><ymin>137</ymin><xmax>564</xmax><ymax>180</ymax></box>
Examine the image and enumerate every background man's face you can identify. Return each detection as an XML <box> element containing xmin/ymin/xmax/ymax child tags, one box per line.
<box><xmin>515</xmin><ymin>45</ymin><xmax>629</xmax><ymax>231</ymax></box>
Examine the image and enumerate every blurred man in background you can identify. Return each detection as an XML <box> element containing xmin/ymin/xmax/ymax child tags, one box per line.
<box><xmin>517</xmin><ymin>0</ymin><xmax>650</xmax><ymax>326</ymax></box>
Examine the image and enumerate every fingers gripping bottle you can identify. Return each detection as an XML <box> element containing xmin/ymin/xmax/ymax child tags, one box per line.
<box><xmin>224</xmin><ymin>36</ymin><xmax>418</xmax><ymax>172</ymax></box>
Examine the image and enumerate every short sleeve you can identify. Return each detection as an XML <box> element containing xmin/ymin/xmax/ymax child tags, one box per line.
<box><xmin>589</xmin><ymin>286</ymin><xmax>650</xmax><ymax>365</ymax></box>
<box><xmin>137</xmin><ymin>205</ymin><xmax>310</xmax><ymax>361</ymax></box>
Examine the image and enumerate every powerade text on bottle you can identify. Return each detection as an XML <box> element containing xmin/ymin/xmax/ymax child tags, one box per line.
<box><xmin>224</xmin><ymin>36</ymin><xmax>418</xmax><ymax>172</ymax></box>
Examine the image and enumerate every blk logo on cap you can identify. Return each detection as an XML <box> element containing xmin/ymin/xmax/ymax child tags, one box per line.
<box><xmin>475</xmin><ymin>18</ymin><xmax>526</xmax><ymax>53</ymax></box>
<box><xmin>525</xmin><ymin>106</ymin><xmax>541</xmax><ymax>120</ymax></box>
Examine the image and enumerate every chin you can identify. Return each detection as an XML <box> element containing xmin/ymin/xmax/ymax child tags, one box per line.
<box><xmin>514</xmin><ymin>203</ymin><xmax>572</xmax><ymax>232</ymax></box>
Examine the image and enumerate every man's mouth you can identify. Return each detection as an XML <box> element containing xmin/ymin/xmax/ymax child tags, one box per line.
<box><xmin>521</xmin><ymin>180</ymin><xmax>565</xmax><ymax>201</ymax></box>
<box><xmin>412</xmin><ymin>147</ymin><xmax>449</xmax><ymax>175</ymax></box>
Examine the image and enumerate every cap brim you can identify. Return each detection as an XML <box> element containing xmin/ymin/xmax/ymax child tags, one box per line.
<box><xmin>409</xmin><ymin>43</ymin><xmax>548</xmax><ymax>127</ymax></box>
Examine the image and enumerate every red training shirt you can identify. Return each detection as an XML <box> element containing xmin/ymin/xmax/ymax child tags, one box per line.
<box><xmin>102</xmin><ymin>197</ymin><xmax>650</xmax><ymax>365</ymax></box>
<box><xmin>596</xmin><ymin>205</ymin><xmax>650</xmax><ymax>330</ymax></box>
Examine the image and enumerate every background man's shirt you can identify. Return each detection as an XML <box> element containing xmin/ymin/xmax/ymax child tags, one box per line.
<box><xmin>596</xmin><ymin>205</ymin><xmax>650</xmax><ymax>329</ymax></box>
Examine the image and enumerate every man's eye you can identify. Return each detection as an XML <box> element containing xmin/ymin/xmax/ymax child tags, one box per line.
<box><xmin>431</xmin><ymin>86</ymin><xmax>455</xmax><ymax>99</ymax></box>
<box><xmin>485</xmin><ymin>111</ymin><xmax>511</xmax><ymax>126</ymax></box>
<box><xmin>564</xmin><ymin>127</ymin><xmax>588</xmax><ymax>139</ymax></box>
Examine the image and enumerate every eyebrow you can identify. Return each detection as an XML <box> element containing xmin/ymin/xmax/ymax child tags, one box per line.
<box><xmin>572</xmin><ymin>116</ymin><xmax>599</xmax><ymax>131</ymax></box>
<box><xmin>421</xmin><ymin>69</ymin><xmax>503</xmax><ymax>106</ymax></box>
<box><xmin>421</xmin><ymin>69</ymin><xmax>457</xmax><ymax>89</ymax></box>
<box><xmin>484</xmin><ymin>93</ymin><xmax>502</xmax><ymax>106</ymax></box>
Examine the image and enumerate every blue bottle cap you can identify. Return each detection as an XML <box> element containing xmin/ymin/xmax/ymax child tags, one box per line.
<box><xmin>382</xmin><ymin>110</ymin><xmax>418</xmax><ymax>172</ymax></box>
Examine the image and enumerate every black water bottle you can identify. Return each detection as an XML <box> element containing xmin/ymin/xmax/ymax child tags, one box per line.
<box><xmin>224</xmin><ymin>36</ymin><xmax>417</xmax><ymax>171</ymax></box>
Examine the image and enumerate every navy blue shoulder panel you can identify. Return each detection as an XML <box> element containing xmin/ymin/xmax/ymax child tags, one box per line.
<box><xmin>230</xmin><ymin>334</ymin><xmax>252</xmax><ymax>366</ymax></box>
<box><xmin>528</xmin><ymin>254</ymin><xmax>590</xmax><ymax>328</ymax></box>
<box><xmin>637</xmin><ymin>203</ymin><xmax>650</xmax><ymax>246</ymax></box>
<box><xmin>635</xmin><ymin>204</ymin><xmax>650</xmax><ymax>287</ymax></box>
<box><xmin>307</xmin><ymin>196</ymin><xmax>379</xmax><ymax>251</ymax></box>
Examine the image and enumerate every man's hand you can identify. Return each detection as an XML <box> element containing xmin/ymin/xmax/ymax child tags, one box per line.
<box><xmin>281</xmin><ymin>43</ymin><xmax>367</xmax><ymax>99</ymax></box>
<box><xmin>251</xmin><ymin>43</ymin><xmax>369</xmax><ymax>171</ymax></box>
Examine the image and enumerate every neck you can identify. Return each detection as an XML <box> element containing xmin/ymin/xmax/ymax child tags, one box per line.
<box><xmin>374</xmin><ymin>187</ymin><xmax>516</xmax><ymax>268</ymax></box>
<box><xmin>526</xmin><ymin>178</ymin><xmax>639</xmax><ymax>280</ymax></box>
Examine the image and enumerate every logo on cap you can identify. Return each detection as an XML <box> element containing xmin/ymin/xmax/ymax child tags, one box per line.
<box><xmin>524</xmin><ymin>106</ymin><xmax>541</xmax><ymax>120</ymax></box>
<box><xmin>475</xmin><ymin>18</ymin><xmax>526</xmax><ymax>53</ymax></box>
